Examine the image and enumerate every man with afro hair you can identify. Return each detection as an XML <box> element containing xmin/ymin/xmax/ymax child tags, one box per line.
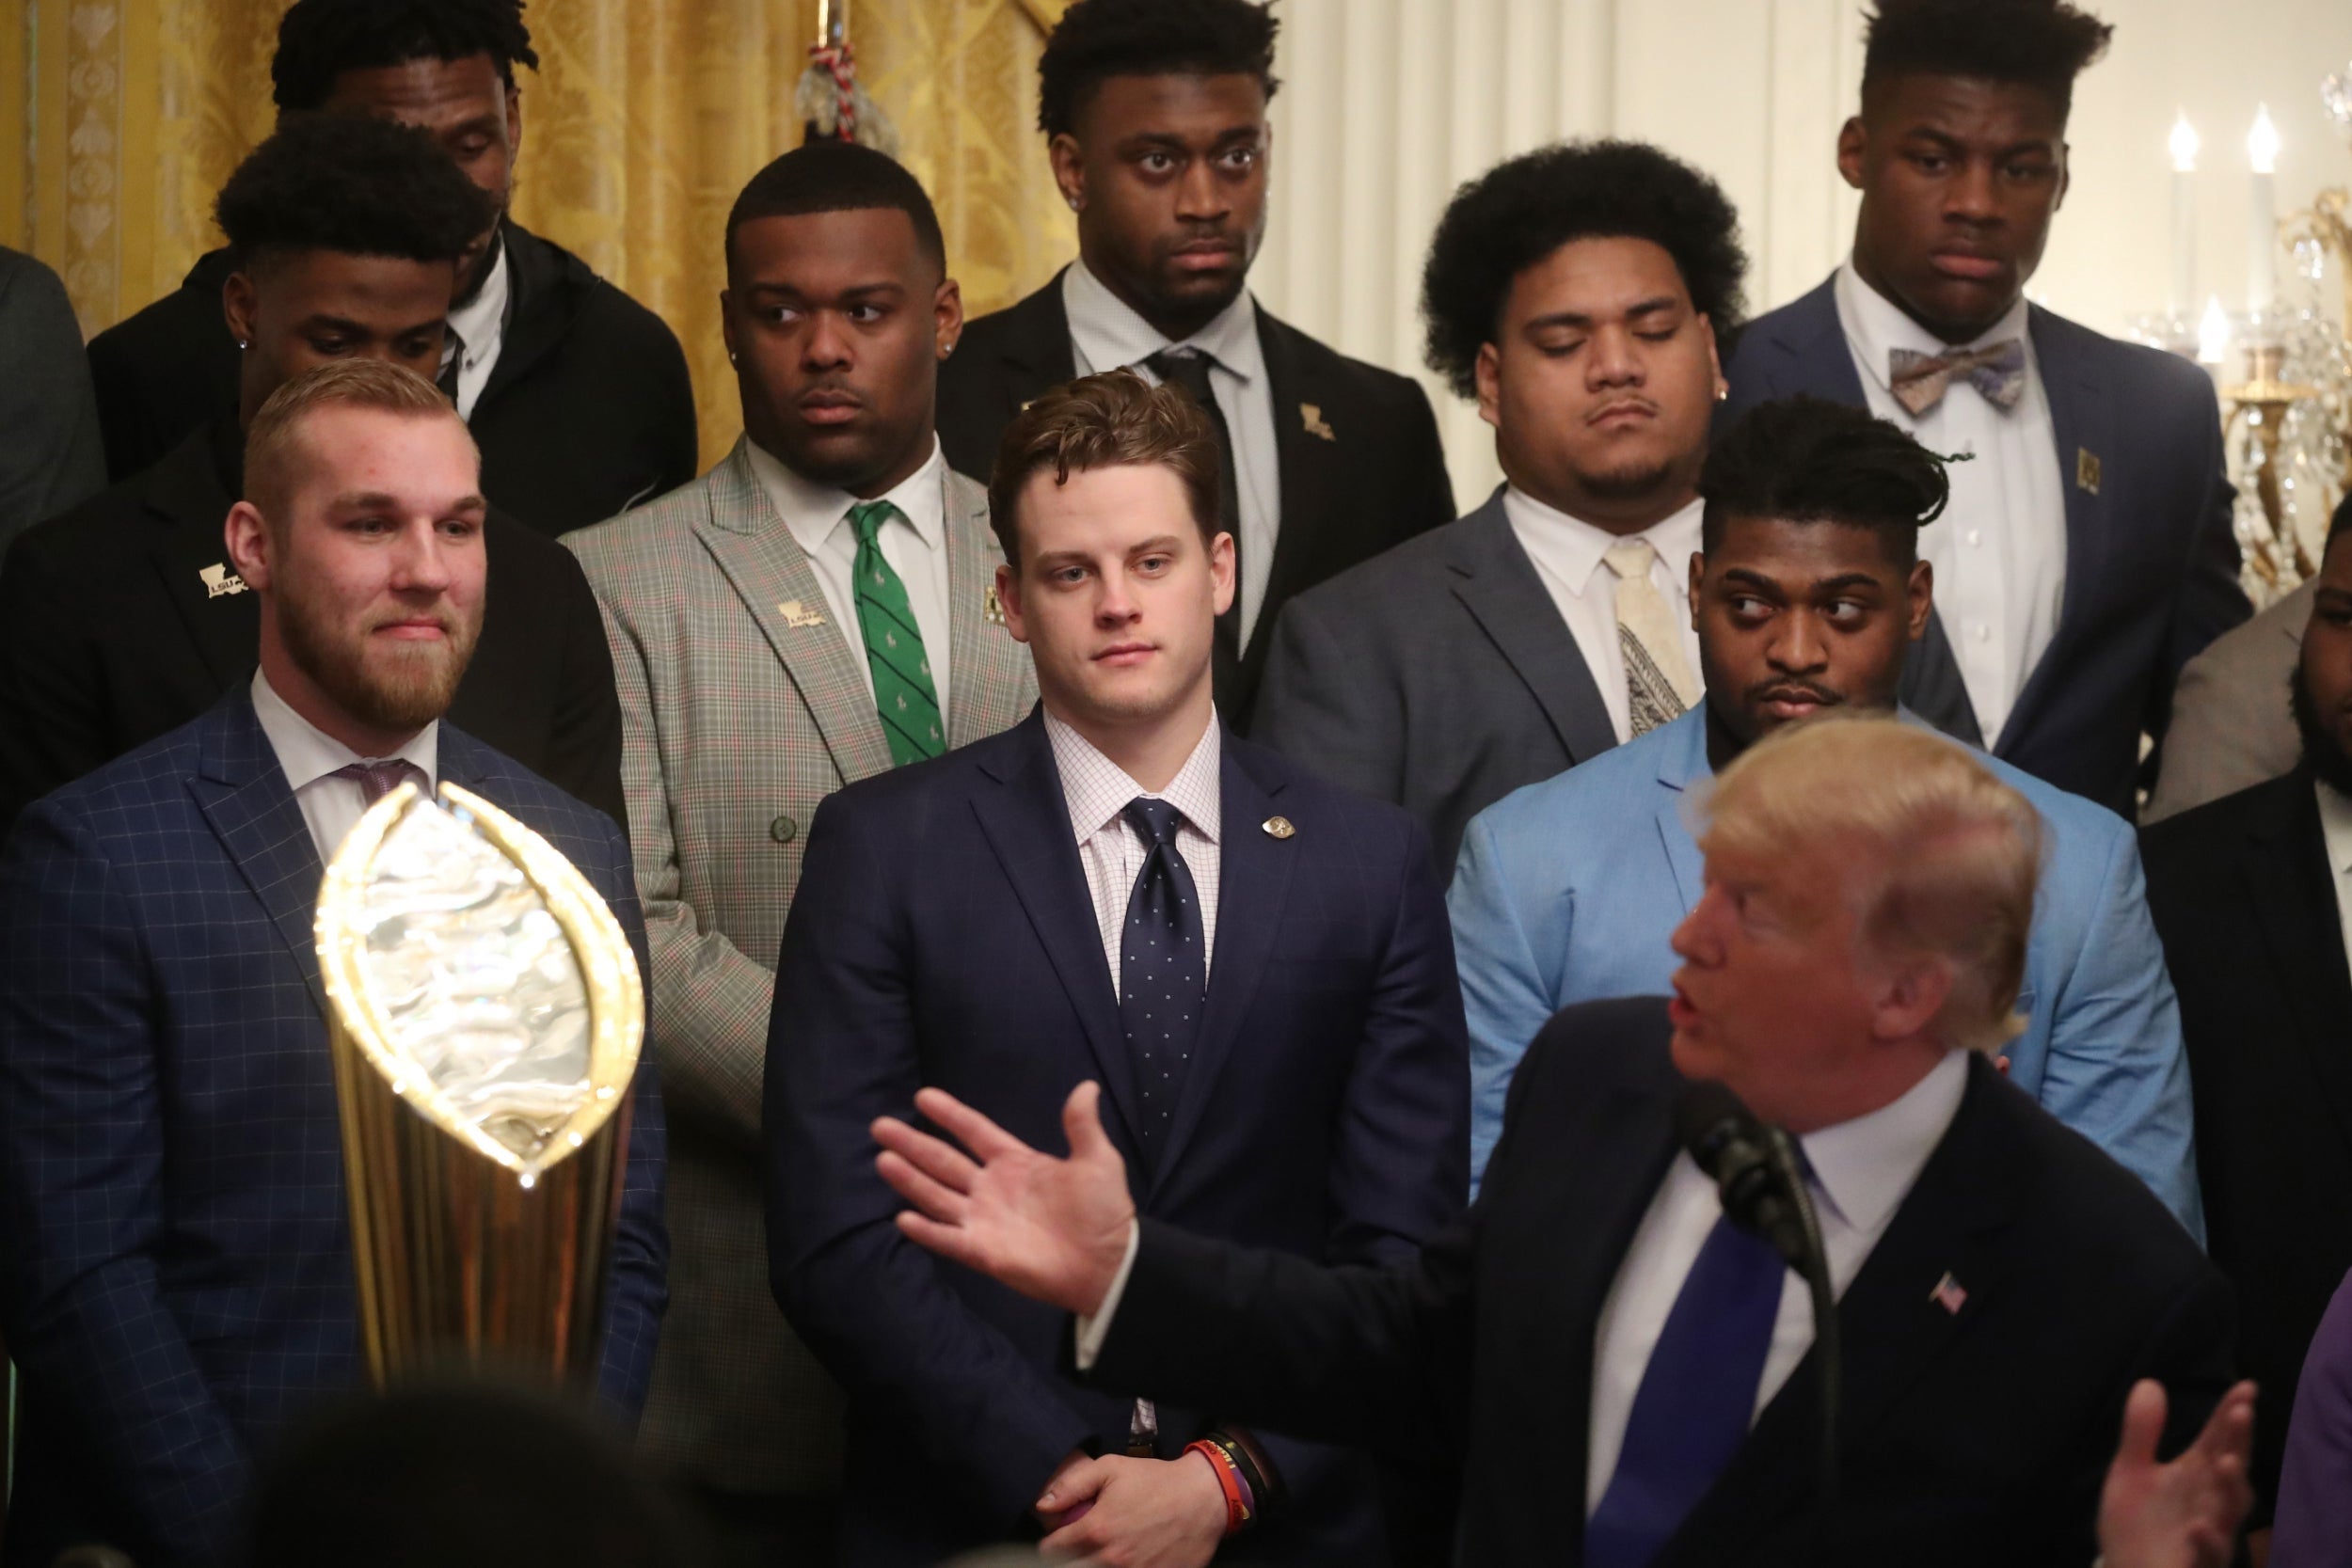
<box><xmin>0</xmin><ymin>112</ymin><xmax>628</xmax><ymax>837</ymax></box>
<box><xmin>84</xmin><ymin>0</ymin><xmax>697</xmax><ymax>540</ymax></box>
<box><xmin>1255</xmin><ymin>140</ymin><xmax>1743</xmax><ymax>874</ymax></box>
<box><xmin>1720</xmin><ymin>0</ymin><xmax>2248</xmax><ymax>818</ymax></box>
<box><xmin>935</xmin><ymin>0</ymin><xmax>1455</xmax><ymax>735</ymax></box>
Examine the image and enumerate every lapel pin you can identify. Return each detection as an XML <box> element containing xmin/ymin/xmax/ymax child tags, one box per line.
<box><xmin>777</xmin><ymin>600</ymin><xmax>828</xmax><ymax>629</ymax></box>
<box><xmin>1929</xmin><ymin>1270</ymin><xmax>1969</xmax><ymax>1316</ymax></box>
<box><xmin>199</xmin><ymin>563</ymin><xmax>248</xmax><ymax>599</ymax></box>
<box><xmin>2074</xmin><ymin>447</ymin><xmax>2101</xmax><ymax>496</ymax></box>
<box><xmin>1299</xmin><ymin>403</ymin><xmax>1337</xmax><ymax>442</ymax></box>
<box><xmin>1261</xmin><ymin>816</ymin><xmax>1295</xmax><ymax>840</ymax></box>
<box><xmin>983</xmin><ymin>583</ymin><xmax>1007</xmax><ymax>626</ymax></box>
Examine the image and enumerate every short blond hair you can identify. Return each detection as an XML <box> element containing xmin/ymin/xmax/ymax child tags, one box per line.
<box><xmin>244</xmin><ymin>359</ymin><xmax>473</xmax><ymax>522</ymax></box>
<box><xmin>1692</xmin><ymin>713</ymin><xmax>2043</xmax><ymax>1053</ymax></box>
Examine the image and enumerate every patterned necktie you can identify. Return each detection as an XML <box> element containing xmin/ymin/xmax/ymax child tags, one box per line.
<box><xmin>1584</xmin><ymin>1211</ymin><xmax>1788</xmax><ymax>1568</ymax></box>
<box><xmin>1603</xmin><ymin>538</ymin><xmax>1699</xmax><ymax>737</ymax></box>
<box><xmin>1143</xmin><ymin>349</ymin><xmax>1246</xmax><ymax>686</ymax></box>
<box><xmin>329</xmin><ymin>758</ymin><xmax>430</xmax><ymax>807</ymax></box>
<box><xmin>1119</xmin><ymin>797</ymin><xmax>1205</xmax><ymax>1166</ymax></box>
<box><xmin>846</xmin><ymin>499</ymin><xmax>945</xmax><ymax>766</ymax></box>
<box><xmin>1887</xmin><ymin>339</ymin><xmax>2026</xmax><ymax>417</ymax></box>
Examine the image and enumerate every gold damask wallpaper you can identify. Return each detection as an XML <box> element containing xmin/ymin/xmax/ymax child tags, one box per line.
<box><xmin>7</xmin><ymin>0</ymin><xmax>1077</xmax><ymax>467</ymax></box>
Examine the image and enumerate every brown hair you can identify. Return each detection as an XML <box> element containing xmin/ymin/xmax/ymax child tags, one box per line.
<box><xmin>245</xmin><ymin>359</ymin><xmax>473</xmax><ymax>523</ymax></box>
<box><xmin>1692</xmin><ymin>713</ymin><xmax>2043</xmax><ymax>1053</ymax></box>
<box><xmin>985</xmin><ymin>369</ymin><xmax>1221</xmax><ymax>568</ymax></box>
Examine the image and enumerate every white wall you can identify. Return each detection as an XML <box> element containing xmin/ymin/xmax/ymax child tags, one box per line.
<box><xmin>1251</xmin><ymin>0</ymin><xmax>2352</xmax><ymax>511</ymax></box>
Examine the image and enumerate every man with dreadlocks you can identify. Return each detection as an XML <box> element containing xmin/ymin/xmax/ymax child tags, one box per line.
<box><xmin>934</xmin><ymin>0</ymin><xmax>1456</xmax><ymax>735</ymax></box>
<box><xmin>1720</xmin><ymin>0</ymin><xmax>2248</xmax><ymax>820</ymax></box>
<box><xmin>84</xmin><ymin>0</ymin><xmax>697</xmax><ymax>539</ymax></box>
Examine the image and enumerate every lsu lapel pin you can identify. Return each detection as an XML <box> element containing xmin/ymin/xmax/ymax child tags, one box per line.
<box><xmin>1929</xmin><ymin>1270</ymin><xmax>1969</xmax><ymax>1316</ymax></box>
<box><xmin>777</xmin><ymin>600</ymin><xmax>828</xmax><ymax>629</ymax></box>
<box><xmin>2074</xmin><ymin>447</ymin><xmax>2101</xmax><ymax>496</ymax></box>
<box><xmin>1299</xmin><ymin>403</ymin><xmax>1337</xmax><ymax>442</ymax></box>
<box><xmin>983</xmin><ymin>583</ymin><xmax>1007</xmax><ymax>626</ymax></box>
<box><xmin>1261</xmin><ymin>816</ymin><xmax>1296</xmax><ymax>840</ymax></box>
<box><xmin>199</xmin><ymin>563</ymin><xmax>248</xmax><ymax>598</ymax></box>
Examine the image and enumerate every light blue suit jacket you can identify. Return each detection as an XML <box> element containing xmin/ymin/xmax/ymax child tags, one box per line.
<box><xmin>1449</xmin><ymin>706</ymin><xmax>2202</xmax><ymax>1238</ymax></box>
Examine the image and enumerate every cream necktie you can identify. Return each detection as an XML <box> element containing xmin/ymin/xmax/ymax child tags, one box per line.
<box><xmin>1603</xmin><ymin>538</ymin><xmax>1699</xmax><ymax>737</ymax></box>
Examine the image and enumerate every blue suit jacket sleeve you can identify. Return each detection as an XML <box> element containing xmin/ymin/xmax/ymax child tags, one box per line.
<box><xmin>766</xmin><ymin>793</ymin><xmax>1097</xmax><ymax>1527</ymax></box>
<box><xmin>590</xmin><ymin>812</ymin><xmax>670</xmax><ymax>1421</ymax></box>
<box><xmin>2032</xmin><ymin>820</ymin><xmax>2204</xmax><ymax>1241</ymax></box>
<box><xmin>0</xmin><ymin>796</ymin><xmax>250</xmax><ymax>1563</ymax></box>
<box><xmin>1448</xmin><ymin>810</ymin><xmax>1562</xmax><ymax>1196</ymax></box>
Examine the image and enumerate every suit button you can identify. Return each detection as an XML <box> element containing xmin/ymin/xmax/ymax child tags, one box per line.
<box><xmin>770</xmin><ymin>814</ymin><xmax>798</xmax><ymax>844</ymax></box>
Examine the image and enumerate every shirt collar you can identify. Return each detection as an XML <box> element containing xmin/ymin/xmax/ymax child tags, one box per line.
<box><xmin>1835</xmin><ymin>255</ymin><xmax>2032</xmax><ymax>396</ymax></box>
<box><xmin>250</xmin><ymin>668</ymin><xmax>439</xmax><ymax>796</ymax></box>
<box><xmin>1062</xmin><ymin>258</ymin><xmax>1264</xmax><ymax>386</ymax></box>
<box><xmin>1044</xmin><ymin>708</ymin><xmax>1224</xmax><ymax>847</ymax></box>
<box><xmin>1794</xmin><ymin>1046</ymin><xmax>1969</xmax><ymax>1235</ymax></box>
<box><xmin>743</xmin><ymin>435</ymin><xmax>949</xmax><ymax>561</ymax></box>
<box><xmin>445</xmin><ymin>230</ymin><xmax>511</xmax><ymax>366</ymax></box>
<box><xmin>1502</xmin><ymin>488</ymin><xmax>1705</xmax><ymax>595</ymax></box>
<box><xmin>2317</xmin><ymin>778</ymin><xmax>2352</xmax><ymax>875</ymax></box>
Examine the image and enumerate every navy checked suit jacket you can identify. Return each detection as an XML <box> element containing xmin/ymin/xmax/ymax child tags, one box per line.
<box><xmin>0</xmin><ymin>687</ymin><xmax>668</xmax><ymax>1568</ymax></box>
<box><xmin>765</xmin><ymin>710</ymin><xmax>1470</xmax><ymax>1565</ymax></box>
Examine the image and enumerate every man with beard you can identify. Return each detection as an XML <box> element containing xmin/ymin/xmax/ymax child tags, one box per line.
<box><xmin>934</xmin><ymin>0</ymin><xmax>1454</xmax><ymax>731</ymax></box>
<box><xmin>0</xmin><ymin>112</ymin><xmax>625</xmax><ymax>835</ymax></box>
<box><xmin>564</xmin><ymin>142</ymin><xmax>1037</xmax><ymax>1565</ymax></box>
<box><xmin>1719</xmin><ymin>0</ymin><xmax>2246</xmax><ymax>816</ymax></box>
<box><xmin>1449</xmin><ymin>396</ymin><xmax>2199</xmax><ymax>1239</ymax></box>
<box><xmin>0</xmin><ymin>359</ymin><xmax>668</xmax><ymax>1568</ymax></box>
<box><xmin>83</xmin><ymin>0</ymin><xmax>696</xmax><ymax>537</ymax></box>
<box><xmin>2141</xmin><ymin>494</ymin><xmax>2352</xmax><ymax>1528</ymax></box>
<box><xmin>1253</xmin><ymin>141</ymin><xmax>1741</xmax><ymax>873</ymax></box>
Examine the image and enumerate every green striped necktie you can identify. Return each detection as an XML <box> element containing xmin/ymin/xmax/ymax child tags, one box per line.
<box><xmin>847</xmin><ymin>499</ymin><xmax>945</xmax><ymax>765</ymax></box>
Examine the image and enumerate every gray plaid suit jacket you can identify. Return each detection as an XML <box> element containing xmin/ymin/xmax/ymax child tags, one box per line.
<box><xmin>566</xmin><ymin>439</ymin><xmax>1036</xmax><ymax>1497</ymax></box>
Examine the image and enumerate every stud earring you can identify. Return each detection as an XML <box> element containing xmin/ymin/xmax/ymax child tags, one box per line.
<box><xmin>237</xmin><ymin>339</ymin><xmax>248</xmax><ymax>351</ymax></box>
<box><xmin>1066</xmin><ymin>193</ymin><xmax>1082</xmax><ymax>212</ymax></box>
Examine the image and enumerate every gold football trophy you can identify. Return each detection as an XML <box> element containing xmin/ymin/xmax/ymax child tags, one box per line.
<box><xmin>314</xmin><ymin>781</ymin><xmax>644</xmax><ymax>1389</ymax></box>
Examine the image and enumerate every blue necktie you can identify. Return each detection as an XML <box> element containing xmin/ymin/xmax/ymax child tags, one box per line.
<box><xmin>1119</xmin><ymin>798</ymin><xmax>1204</xmax><ymax>1164</ymax></box>
<box><xmin>1585</xmin><ymin>1209</ymin><xmax>1788</xmax><ymax>1568</ymax></box>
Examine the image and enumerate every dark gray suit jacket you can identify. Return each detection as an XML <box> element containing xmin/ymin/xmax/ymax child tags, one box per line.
<box><xmin>1252</xmin><ymin>489</ymin><xmax>1617</xmax><ymax>875</ymax></box>
<box><xmin>0</xmin><ymin>247</ymin><xmax>103</xmax><ymax>549</ymax></box>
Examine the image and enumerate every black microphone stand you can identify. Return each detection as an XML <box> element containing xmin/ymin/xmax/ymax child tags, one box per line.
<box><xmin>1764</xmin><ymin>1126</ymin><xmax>1839</xmax><ymax>1533</ymax></box>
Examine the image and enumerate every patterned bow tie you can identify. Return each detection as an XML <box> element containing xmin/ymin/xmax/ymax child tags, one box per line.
<box><xmin>1888</xmin><ymin>340</ymin><xmax>2026</xmax><ymax>416</ymax></box>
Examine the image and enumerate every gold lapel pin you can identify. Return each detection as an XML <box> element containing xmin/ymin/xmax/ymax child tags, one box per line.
<box><xmin>1261</xmin><ymin>816</ymin><xmax>1295</xmax><ymax>840</ymax></box>
<box><xmin>2074</xmin><ymin>448</ymin><xmax>2101</xmax><ymax>496</ymax></box>
<box><xmin>1299</xmin><ymin>403</ymin><xmax>1336</xmax><ymax>442</ymax></box>
<box><xmin>983</xmin><ymin>583</ymin><xmax>1007</xmax><ymax>626</ymax></box>
<box><xmin>777</xmin><ymin>600</ymin><xmax>828</xmax><ymax>629</ymax></box>
<box><xmin>199</xmin><ymin>563</ymin><xmax>248</xmax><ymax>599</ymax></box>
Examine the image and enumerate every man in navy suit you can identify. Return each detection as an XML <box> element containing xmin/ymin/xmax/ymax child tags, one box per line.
<box><xmin>766</xmin><ymin>371</ymin><xmax>1467</xmax><ymax>1565</ymax></box>
<box><xmin>1719</xmin><ymin>0</ymin><xmax>2246</xmax><ymax>816</ymax></box>
<box><xmin>0</xmin><ymin>360</ymin><xmax>666</xmax><ymax>1568</ymax></box>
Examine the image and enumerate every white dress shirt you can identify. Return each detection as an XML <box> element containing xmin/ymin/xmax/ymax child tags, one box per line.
<box><xmin>438</xmin><ymin>230</ymin><xmax>511</xmax><ymax>421</ymax></box>
<box><xmin>1062</xmin><ymin>260</ymin><xmax>1280</xmax><ymax>647</ymax></box>
<box><xmin>1504</xmin><ymin>487</ymin><xmax>1706</xmax><ymax>745</ymax></box>
<box><xmin>250</xmin><ymin>668</ymin><xmax>440</xmax><ymax>863</ymax></box>
<box><xmin>1584</xmin><ymin>1048</ymin><xmax>1970</xmax><ymax>1513</ymax></box>
<box><xmin>2318</xmin><ymin>779</ymin><xmax>2352</xmax><ymax>981</ymax></box>
<box><xmin>1045</xmin><ymin>709</ymin><xmax>1222</xmax><ymax>989</ymax></box>
<box><xmin>1835</xmin><ymin>259</ymin><xmax>2066</xmax><ymax>747</ymax></box>
<box><xmin>744</xmin><ymin>435</ymin><xmax>956</xmax><ymax>714</ymax></box>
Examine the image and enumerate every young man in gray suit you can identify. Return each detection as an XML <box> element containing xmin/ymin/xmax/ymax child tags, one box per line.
<box><xmin>1251</xmin><ymin>143</ymin><xmax>1744</xmax><ymax>873</ymax></box>
<box><xmin>564</xmin><ymin>143</ymin><xmax>1036</xmax><ymax>1564</ymax></box>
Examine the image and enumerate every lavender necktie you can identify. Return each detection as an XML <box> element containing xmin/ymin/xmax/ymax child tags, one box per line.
<box><xmin>329</xmin><ymin>759</ymin><xmax>430</xmax><ymax>807</ymax></box>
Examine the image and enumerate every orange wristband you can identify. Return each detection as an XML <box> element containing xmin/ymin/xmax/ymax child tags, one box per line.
<box><xmin>1185</xmin><ymin>1438</ymin><xmax>1251</xmax><ymax>1535</ymax></box>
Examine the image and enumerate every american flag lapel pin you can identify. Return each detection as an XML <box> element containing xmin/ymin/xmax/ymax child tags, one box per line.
<box><xmin>1929</xmin><ymin>1270</ymin><xmax>1968</xmax><ymax>1316</ymax></box>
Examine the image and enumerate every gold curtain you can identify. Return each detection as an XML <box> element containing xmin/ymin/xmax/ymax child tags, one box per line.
<box><xmin>7</xmin><ymin>0</ymin><xmax>1077</xmax><ymax>469</ymax></box>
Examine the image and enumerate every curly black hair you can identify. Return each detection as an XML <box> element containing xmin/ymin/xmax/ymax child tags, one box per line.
<box><xmin>1420</xmin><ymin>140</ymin><xmax>1746</xmax><ymax>402</ymax></box>
<box><xmin>215</xmin><ymin>113</ymin><xmax>499</xmax><ymax>270</ymax></box>
<box><xmin>1862</xmin><ymin>0</ymin><xmax>2113</xmax><ymax>115</ymax></box>
<box><xmin>1037</xmin><ymin>0</ymin><xmax>1279</xmax><ymax>138</ymax></box>
<box><xmin>1698</xmin><ymin>395</ymin><xmax>1951</xmax><ymax>566</ymax></box>
<box><xmin>725</xmin><ymin>141</ymin><xmax>946</xmax><ymax>278</ymax></box>
<box><xmin>273</xmin><ymin>0</ymin><xmax>540</xmax><ymax>114</ymax></box>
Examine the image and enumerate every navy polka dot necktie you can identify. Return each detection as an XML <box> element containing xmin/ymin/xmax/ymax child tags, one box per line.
<box><xmin>1120</xmin><ymin>797</ymin><xmax>1205</xmax><ymax>1165</ymax></box>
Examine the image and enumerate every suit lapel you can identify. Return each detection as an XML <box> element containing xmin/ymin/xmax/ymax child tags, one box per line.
<box><xmin>942</xmin><ymin>469</ymin><xmax>1010</xmax><ymax>749</ymax></box>
<box><xmin>1651</xmin><ymin>714</ymin><xmax>1711</xmax><ymax>912</ymax></box>
<box><xmin>473</xmin><ymin>223</ymin><xmax>569</xmax><ymax>410</ymax></box>
<box><xmin>693</xmin><ymin>441</ymin><xmax>896</xmax><ymax>784</ymax></box>
<box><xmin>1150</xmin><ymin>744</ymin><xmax>1297</xmax><ymax>1192</ymax></box>
<box><xmin>143</xmin><ymin>425</ymin><xmax>261</xmax><ymax>691</ymax></box>
<box><xmin>969</xmin><ymin>714</ymin><xmax>1145</xmax><ymax>1150</ymax></box>
<box><xmin>1996</xmin><ymin>309</ymin><xmax>2113</xmax><ymax>754</ymax></box>
<box><xmin>989</xmin><ymin>270</ymin><xmax>1080</xmax><ymax>429</ymax></box>
<box><xmin>2243</xmin><ymin>780</ymin><xmax>2352</xmax><ymax>1149</ymax></box>
<box><xmin>1253</xmin><ymin>310</ymin><xmax>1344</xmax><ymax>662</ymax></box>
<box><xmin>1448</xmin><ymin>495</ymin><xmax>1619</xmax><ymax>765</ymax></box>
<box><xmin>1754</xmin><ymin>278</ymin><xmax>1871</xmax><ymax>405</ymax></box>
<box><xmin>188</xmin><ymin>690</ymin><xmax>329</xmax><ymax>1013</ymax></box>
